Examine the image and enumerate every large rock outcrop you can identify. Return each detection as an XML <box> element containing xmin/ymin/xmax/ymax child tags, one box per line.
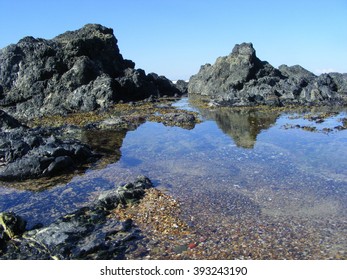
<box><xmin>188</xmin><ymin>43</ymin><xmax>347</xmax><ymax>106</ymax></box>
<box><xmin>0</xmin><ymin>24</ymin><xmax>181</xmax><ymax>120</ymax></box>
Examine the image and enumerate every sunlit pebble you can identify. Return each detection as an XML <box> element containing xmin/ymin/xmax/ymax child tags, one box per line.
<box><xmin>199</xmin><ymin>237</ymin><xmax>207</xmax><ymax>242</ymax></box>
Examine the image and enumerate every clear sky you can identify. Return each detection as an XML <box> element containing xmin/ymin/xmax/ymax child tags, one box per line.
<box><xmin>1</xmin><ymin>0</ymin><xmax>346</xmax><ymax>80</ymax></box>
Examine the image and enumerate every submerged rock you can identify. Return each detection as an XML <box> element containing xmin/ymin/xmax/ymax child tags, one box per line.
<box><xmin>188</xmin><ymin>42</ymin><xmax>347</xmax><ymax>106</ymax></box>
<box><xmin>0</xmin><ymin>24</ymin><xmax>184</xmax><ymax>120</ymax></box>
<box><xmin>155</xmin><ymin>111</ymin><xmax>198</xmax><ymax>129</ymax></box>
<box><xmin>0</xmin><ymin>176</ymin><xmax>153</xmax><ymax>260</ymax></box>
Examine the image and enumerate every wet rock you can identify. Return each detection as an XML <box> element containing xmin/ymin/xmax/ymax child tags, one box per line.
<box><xmin>188</xmin><ymin>42</ymin><xmax>347</xmax><ymax>106</ymax></box>
<box><xmin>97</xmin><ymin>175</ymin><xmax>153</xmax><ymax>209</ymax></box>
<box><xmin>0</xmin><ymin>176</ymin><xmax>154</xmax><ymax>259</ymax></box>
<box><xmin>150</xmin><ymin>111</ymin><xmax>198</xmax><ymax>130</ymax></box>
<box><xmin>0</xmin><ymin>212</ymin><xmax>26</xmax><ymax>240</ymax></box>
<box><xmin>46</xmin><ymin>155</ymin><xmax>74</xmax><ymax>175</ymax></box>
<box><xmin>0</xmin><ymin>125</ymin><xmax>99</xmax><ymax>181</ymax></box>
<box><xmin>162</xmin><ymin>112</ymin><xmax>196</xmax><ymax>127</ymax></box>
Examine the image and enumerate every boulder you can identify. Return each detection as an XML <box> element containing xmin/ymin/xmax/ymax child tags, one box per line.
<box><xmin>188</xmin><ymin>42</ymin><xmax>347</xmax><ymax>106</ymax></box>
<box><xmin>174</xmin><ymin>80</ymin><xmax>188</xmax><ymax>94</ymax></box>
<box><xmin>147</xmin><ymin>73</ymin><xmax>182</xmax><ymax>97</ymax></box>
<box><xmin>115</xmin><ymin>68</ymin><xmax>158</xmax><ymax>101</ymax></box>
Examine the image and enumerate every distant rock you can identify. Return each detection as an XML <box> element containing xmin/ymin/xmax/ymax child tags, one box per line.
<box><xmin>188</xmin><ymin>43</ymin><xmax>347</xmax><ymax>106</ymax></box>
<box><xmin>0</xmin><ymin>24</ymin><xmax>183</xmax><ymax>120</ymax></box>
<box><xmin>174</xmin><ymin>80</ymin><xmax>188</xmax><ymax>94</ymax></box>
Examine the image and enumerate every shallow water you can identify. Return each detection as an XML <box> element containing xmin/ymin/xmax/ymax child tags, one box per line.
<box><xmin>1</xmin><ymin>98</ymin><xmax>346</xmax><ymax>259</ymax></box>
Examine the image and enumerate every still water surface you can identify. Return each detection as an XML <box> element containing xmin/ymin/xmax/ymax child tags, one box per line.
<box><xmin>1</xmin><ymin>98</ymin><xmax>346</xmax><ymax>259</ymax></box>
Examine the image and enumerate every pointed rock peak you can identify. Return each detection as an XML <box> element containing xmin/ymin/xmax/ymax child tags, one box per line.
<box><xmin>81</xmin><ymin>23</ymin><xmax>114</xmax><ymax>34</ymax></box>
<box><xmin>231</xmin><ymin>42</ymin><xmax>256</xmax><ymax>57</ymax></box>
<box><xmin>53</xmin><ymin>23</ymin><xmax>115</xmax><ymax>43</ymax></box>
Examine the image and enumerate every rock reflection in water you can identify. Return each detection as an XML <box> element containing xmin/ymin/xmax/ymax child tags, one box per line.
<box><xmin>81</xmin><ymin>129</ymin><xmax>127</xmax><ymax>169</ymax></box>
<box><xmin>199</xmin><ymin>107</ymin><xmax>279</xmax><ymax>148</ymax></box>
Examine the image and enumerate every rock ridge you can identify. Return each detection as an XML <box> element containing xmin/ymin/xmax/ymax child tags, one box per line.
<box><xmin>188</xmin><ymin>42</ymin><xmax>347</xmax><ymax>106</ymax></box>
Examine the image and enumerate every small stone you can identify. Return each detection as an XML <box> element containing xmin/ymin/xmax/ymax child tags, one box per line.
<box><xmin>199</xmin><ymin>237</ymin><xmax>207</xmax><ymax>242</ymax></box>
<box><xmin>173</xmin><ymin>245</ymin><xmax>188</xmax><ymax>254</ymax></box>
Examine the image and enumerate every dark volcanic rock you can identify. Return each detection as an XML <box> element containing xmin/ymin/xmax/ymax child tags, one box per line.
<box><xmin>188</xmin><ymin>43</ymin><xmax>347</xmax><ymax>106</ymax></box>
<box><xmin>174</xmin><ymin>80</ymin><xmax>188</xmax><ymax>94</ymax></box>
<box><xmin>158</xmin><ymin>111</ymin><xmax>197</xmax><ymax>129</ymax></box>
<box><xmin>147</xmin><ymin>73</ymin><xmax>182</xmax><ymax>97</ymax></box>
<box><xmin>0</xmin><ymin>24</ymin><xmax>184</xmax><ymax>120</ymax></box>
<box><xmin>115</xmin><ymin>68</ymin><xmax>158</xmax><ymax>101</ymax></box>
<box><xmin>0</xmin><ymin>176</ymin><xmax>153</xmax><ymax>259</ymax></box>
<box><xmin>0</xmin><ymin>122</ymin><xmax>99</xmax><ymax>181</ymax></box>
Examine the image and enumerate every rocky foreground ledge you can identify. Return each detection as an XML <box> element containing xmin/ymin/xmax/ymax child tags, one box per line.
<box><xmin>188</xmin><ymin>43</ymin><xmax>347</xmax><ymax>106</ymax></box>
<box><xmin>0</xmin><ymin>176</ymin><xmax>153</xmax><ymax>259</ymax></box>
<box><xmin>0</xmin><ymin>109</ymin><xmax>100</xmax><ymax>181</ymax></box>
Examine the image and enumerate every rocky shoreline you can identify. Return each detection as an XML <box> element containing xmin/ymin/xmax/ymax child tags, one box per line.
<box><xmin>1</xmin><ymin>24</ymin><xmax>346</xmax><ymax>260</ymax></box>
<box><xmin>0</xmin><ymin>24</ymin><xmax>195</xmax><ymax>183</ymax></box>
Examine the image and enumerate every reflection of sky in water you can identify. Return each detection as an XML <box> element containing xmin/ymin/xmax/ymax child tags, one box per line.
<box><xmin>0</xmin><ymin>100</ymin><xmax>346</xmax><ymax>234</ymax></box>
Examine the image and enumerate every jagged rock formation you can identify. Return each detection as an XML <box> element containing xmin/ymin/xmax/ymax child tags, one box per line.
<box><xmin>0</xmin><ymin>24</ymin><xmax>182</xmax><ymax>120</ymax></box>
<box><xmin>188</xmin><ymin>43</ymin><xmax>347</xmax><ymax>106</ymax></box>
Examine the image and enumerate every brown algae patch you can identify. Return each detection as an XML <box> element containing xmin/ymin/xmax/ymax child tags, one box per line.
<box><xmin>29</xmin><ymin>99</ymin><xmax>201</xmax><ymax>129</ymax></box>
<box><xmin>112</xmin><ymin>188</ymin><xmax>190</xmax><ymax>236</ymax></box>
<box><xmin>111</xmin><ymin>188</ymin><xmax>204</xmax><ymax>259</ymax></box>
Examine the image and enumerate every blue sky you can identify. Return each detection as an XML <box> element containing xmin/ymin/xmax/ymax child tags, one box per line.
<box><xmin>1</xmin><ymin>0</ymin><xmax>346</xmax><ymax>80</ymax></box>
